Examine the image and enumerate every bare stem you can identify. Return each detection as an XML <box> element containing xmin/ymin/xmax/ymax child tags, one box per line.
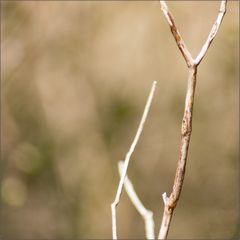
<box><xmin>111</xmin><ymin>81</ymin><xmax>157</xmax><ymax>239</ymax></box>
<box><xmin>158</xmin><ymin>1</ymin><xmax>227</xmax><ymax>239</ymax></box>
<box><xmin>118</xmin><ymin>161</ymin><xmax>155</xmax><ymax>240</ymax></box>
<box><xmin>158</xmin><ymin>67</ymin><xmax>197</xmax><ymax>239</ymax></box>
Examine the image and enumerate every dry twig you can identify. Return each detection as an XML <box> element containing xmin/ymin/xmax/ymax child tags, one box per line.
<box><xmin>158</xmin><ymin>1</ymin><xmax>227</xmax><ymax>239</ymax></box>
<box><xmin>118</xmin><ymin>161</ymin><xmax>155</xmax><ymax>239</ymax></box>
<box><xmin>111</xmin><ymin>81</ymin><xmax>157</xmax><ymax>239</ymax></box>
<box><xmin>195</xmin><ymin>0</ymin><xmax>227</xmax><ymax>66</ymax></box>
<box><xmin>159</xmin><ymin>0</ymin><xmax>194</xmax><ymax>68</ymax></box>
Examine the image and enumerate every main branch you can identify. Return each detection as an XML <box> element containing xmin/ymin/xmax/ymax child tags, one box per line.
<box><xmin>158</xmin><ymin>67</ymin><xmax>197</xmax><ymax>239</ymax></box>
<box><xmin>158</xmin><ymin>1</ymin><xmax>227</xmax><ymax>239</ymax></box>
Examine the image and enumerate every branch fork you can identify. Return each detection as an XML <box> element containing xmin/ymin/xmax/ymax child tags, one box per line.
<box><xmin>160</xmin><ymin>0</ymin><xmax>227</xmax><ymax>68</ymax></box>
<box><xmin>111</xmin><ymin>1</ymin><xmax>227</xmax><ymax>239</ymax></box>
<box><xmin>158</xmin><ymin>1</ymin><xmax>227</xmax><ymax>239</ymax></box>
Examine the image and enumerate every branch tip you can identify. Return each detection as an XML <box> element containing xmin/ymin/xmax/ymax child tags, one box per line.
<box><xmin>160</xmin><ymin>1</ymin><xmax>167</xmax><ymax>11</ymax></box>
<box><xmin>162</xmin><ymin>192</ymin><xmax>168</xmax><ymax>205</ymax></box>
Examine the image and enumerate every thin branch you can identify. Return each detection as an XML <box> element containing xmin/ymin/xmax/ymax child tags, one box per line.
<box><xmin>159</xmin><ymin>1</ymin><xmax>194</xmax><ymax>68</ymax></box>
<box><xmin>195</xmin><ymin>1</ymin><xmax>227</xmax><ymax>66</ymax></box>
<box><xmin>111</xmin><ymin>81</ymin><xmax>157</xmax><ymax>240</ymax></box>
<box><xmin>118</xmin><ymin>161</ymin><xmax>155</xmax><ymax>240</ymax></box>
<box><xmin>158</xmin><ymin>1</ymin><xmax>227</xmax><ymax>239</ymax></box>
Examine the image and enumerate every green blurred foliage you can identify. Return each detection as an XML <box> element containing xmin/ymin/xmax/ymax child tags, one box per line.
<box><xmin>1</xmin><ymin>1</ymin><xmax>239</xmax><ymax>239</ymax></box>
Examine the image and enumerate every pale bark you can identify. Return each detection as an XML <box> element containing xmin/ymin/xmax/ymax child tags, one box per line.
<box><xmin>111</xmin><ymin>81</ymin><xmax>157</xmax><ymax>239</ymax></box>
<box><xmin>118</xmin><ymin>161</ymin><xmax>155</xmax><ymax>239</ymax></box>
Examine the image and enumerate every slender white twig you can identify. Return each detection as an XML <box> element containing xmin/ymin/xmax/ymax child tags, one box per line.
<box><xmin>118</xmin><ymin>161</ymin><xmax>155</xmax><ymax>240</ymax></box>
<box><xmin>159</xmin><ymin>0</ymin><xmax>194</xmax><ymax>68</ymax></box>
<box><xmin>158</xmin><ymin>1</ymin><xmax>227</xmax><ymax>239</ymax></box>
<box><xmin>111</xmin><ymin>81</ymin><xmax>157</xmax><ymax>239</ymax></box>
<box><xmin>195</xmin><ymin>0</ymin><xmax>227</xmax><ymax>66</ymax></box>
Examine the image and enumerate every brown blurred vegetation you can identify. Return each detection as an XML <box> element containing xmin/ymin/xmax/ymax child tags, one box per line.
<box><xmin>1</xmin><ymin>1</ymin><xmax>239</xmax><ymax>239</ymax></box>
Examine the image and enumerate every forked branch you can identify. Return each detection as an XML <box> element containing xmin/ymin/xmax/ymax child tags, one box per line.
<box><xmin>111</xmin><ymin>1</ymin><xmax>227</xmax><ymax>238</ymax></box>
<box><xmin>158</xmin><ymin>1</ymin><xmax>227</xmax><ymax>239</ymax></box>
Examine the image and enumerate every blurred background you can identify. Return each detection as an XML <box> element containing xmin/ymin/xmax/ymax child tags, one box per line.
<box><xmin>1</xmin><ymin>1</ymin><xmax>239</xmax><ymax>239</ymax></box>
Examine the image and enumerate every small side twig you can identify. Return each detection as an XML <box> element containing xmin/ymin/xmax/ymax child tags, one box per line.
<box><xmin>111</xmin><ymin>81</ymin><xmax>157</xmax><ymax>239</ymax></box>
<box><xmin>118</xmin><ymin>161</ymin><xmax>155</xmax><ymax>240</ymax></box>
<box><xmin>195</xmin><ymin>0</ymin><xmax>227</xmax><ymax>66</ymax></box>
<box><xmin>158</xmin><ymin>1</ymin><xmax>227</xmax><ymax>239</ymax></box>
<box><xmin>159</xmin><ymin>0</ymin><xmax>194</xmax><ymax>68</ymax></box>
